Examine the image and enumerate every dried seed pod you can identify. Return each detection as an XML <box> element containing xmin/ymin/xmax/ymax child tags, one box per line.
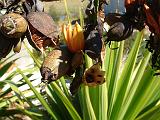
<box><xmin>0</xmin><ymin>13</ymin><xmax>28</xmax><ymax>38</ymax></box>
<box><xmin>40</xmin><ymin>46</ymin><xmax>72</xmax><ymax>83</ymax></box>
<box><xmin>104</xmin><ymin>13</ymin><xmax>123</xmax><ymax>26</ymax></box>
<box><xmin>26</xmin><ymin>12</ymin><xmax>59</xmax><ymax>52</ymax></box>
<box><xmin>106</xmin><ymin>21</ymin><xmax>133</xmax><ymax>42</ymax></box>
<box><xmin>0</xmin><ymin>31</ymin><xmax>20</xmax><ymax>59</ymax></box>
<box><xmin>83</xmin><ymin>63</ymin><xmax>105</xmax><ymax>86</ymax></box>
<box><xmin>85</xmin><ymin>29</ymin><xmax>103</xmax><ymax>60</ymax></box>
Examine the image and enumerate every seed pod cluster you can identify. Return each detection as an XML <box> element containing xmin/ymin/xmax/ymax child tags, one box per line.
<box><xmin>0</xmin><ymin>12</ymin><xmax>28</xmax><ymax>59</ymax></box>
<box><xmin>40</xmin><ymin>46</ymin><xmax>85</xmax><ymax>83</ymax></box>
<box><xmin>105</xmin><ymin>0</ymin><xmax>160</xmax><ymax>69</ymax></box>
<box><xmin>40</xmin><ymin>45</ymin><xmax>105</xmax><ymax>94</ymax></box>
<box><xmin>0</xmin><ymin>0</ymin><xmax>60</xmax><ymax>59</ymax></box>
<box><xmin>0</xmin><ymin>12</ymin><xmax>59</xmax><ymax>59</ymax></box>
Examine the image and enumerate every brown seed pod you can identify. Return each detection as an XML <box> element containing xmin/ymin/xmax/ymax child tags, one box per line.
<box><xmin>83</xmin><ymin>63</ymin><xmax>105</xmax><ymax>86</ymax></box>
<box><xmin>104</xmin><ymin>13</ymin><xmax>123</xmax><ymax>26</ymax></box>
<box><xmin>26</xmin><ymin>12</ymin><xmax>59</xmax><ymax>52</ymax></box>
<box><xmin>0</xmin><ymin>13</ymin><xmax>28</xmax><ymax>38</ymax></box>
<box><xmin>40</xmin><ymin>46</ymin><xmax>72</xmax><ymax>83</ymax></box>
<box><xmin>0</xmin><ymin>31</ymin><xmax>20</xmax><ymax>59</ymax></box>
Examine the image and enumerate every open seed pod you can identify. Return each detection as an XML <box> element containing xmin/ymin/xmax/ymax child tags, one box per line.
<box><xmin>40</xmin><ymin>46</ymin><xmax>72</xmax><ymax>83</ymax></box>
<box><xmin>26</xmin><ymin>12</ymin><xmax>59</xmax><ymax>52</ymax></box>
<box><xmin>0</xmin><ymin>13</ymin><xmax>28</xmax><ymax>38</ymax></box>
<box><xmin>83</xmin><ymin>63</ymin><xmax>105</xmax><ymax>86</ymax></box>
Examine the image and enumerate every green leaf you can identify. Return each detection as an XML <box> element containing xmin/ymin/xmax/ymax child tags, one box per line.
<box><xmin>118</xmin><ymin>51</ymin><xmax>151</xmax><ymax>120</ymax></box>
<box><xmin>0</xmin><ymin>61</ymin><xmax>15</xmax><ymax>77</ymax></box>
<box><xmin>16</xmin><ymin>67</ymin><xmax>59</xmax><ymax>120</ymax></box>
<box><xmin>23</xmin><ymin>42</ymin><xmax>41</xmax><ymax>68</ymax></box>
<box><xmin>136</xmin><ymin>103</ymin><xmax>160</xmax><ymax>120</ymax></box>
<box><xmin>108</xmin><ymin>41</ymin><xmax>124</xmax><ymax>118</ymax></box>
<box><xmin>110</xmin><ymin>31</ymin><xmax>144</xmax><ymax>120</ymax></box>
<box><xmin>49</xmin><ymin>82</ymin><xmax>82</xmax><ymax>120</ymax></box>
<box><xmin>123</xmin><ymin>68</ymin><xmax>158</xmax><ymax>120</ymax></box>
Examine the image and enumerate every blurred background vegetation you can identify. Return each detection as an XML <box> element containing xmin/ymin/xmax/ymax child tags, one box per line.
<box><xmin>44</xmin><ymin>0</ymin><xmax>88</xmax><ymax>24</ymax></box>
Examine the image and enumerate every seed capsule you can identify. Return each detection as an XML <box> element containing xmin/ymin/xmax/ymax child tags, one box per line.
<box><xmin>83</xmin><ymin>63</ymin><xmax>105</xmax><ymax>86</ymax></box>
<box><xmin>40</xmin><ymin>46</ymin><xmax>72</xmax><ymax>83</ymax></box>
<box><xmin>0</xmin><ymin>13</ymin><xmax>28</xmax><ymax>38</ymax></box>
<box><xmin>26</xmin><ymin>12</ymin><xmax>59</xmax><ymax>52</ymax></box>
<box><xmin>0</xmin><ymin>31</ymin><xmax>19</xmax><ymax>59</ymax></box>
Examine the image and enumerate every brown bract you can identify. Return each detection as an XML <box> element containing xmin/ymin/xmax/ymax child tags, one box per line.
<box><xmin>26</xmin><ymin>12</ymin><xmax>59</xmax><ymax>52</ymax></box>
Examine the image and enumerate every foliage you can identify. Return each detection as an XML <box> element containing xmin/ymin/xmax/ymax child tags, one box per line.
<box><xmin>1</xmin><ymin>0</ymin><xmax>160</xmax><ymax>120</ymax></box>
<box><xmin>1</xmin><ymin>30</ymin><xmax>160</xmax><ymax>120</ymax></box>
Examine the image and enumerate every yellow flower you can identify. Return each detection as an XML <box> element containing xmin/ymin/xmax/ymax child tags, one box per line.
<box><xmin>62</xmin><ymin>22</ymin><xmax>84</xmax><ymax>53</ymax></box>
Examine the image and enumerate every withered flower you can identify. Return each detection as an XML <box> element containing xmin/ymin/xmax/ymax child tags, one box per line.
<box><xmin>62</xmin><ymin>22</ymin><xmax>85</xmax><ymax>53</ymax></box>
<box><xmin>143</xmin><ymin>4</ymin><xmax>160</xmax><ymax>35</ymax></box>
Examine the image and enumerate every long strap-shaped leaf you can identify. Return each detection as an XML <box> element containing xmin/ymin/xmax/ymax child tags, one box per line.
<box><xmin>118</xmin><ymin>51</ymin><xmax>152</xmax><ymax>120</ymax></box>
<box><xmin>49</xmin><ymin>82</ymin><xmax>82</xmax><ymax>120</ymax></box>
<box><xmin>16</xmin><ymin>68</ymin><xmax>60</xmax><ymax>120</ymax></box>
<box><xmin>109</xmin><ymin>31</ymin><xmax>144</xmax><ymax>120</ymax></box>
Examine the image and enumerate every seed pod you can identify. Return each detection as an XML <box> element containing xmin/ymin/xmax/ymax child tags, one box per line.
<box><xmin>85</xmin><ymin>29</ymin><xmax>103</xmax><ymax>60</ymax></box>
<box><xmin>26</xmin><ymin>12</ymin><xmax>59</xmax><ymax>52</ymax></box>
<box><xmin>106</xmin><ymin>21</ymin><xmax>133</xmax><ymax>42</ymax></box>
<box><xmin>83</xmin><ymin>63</ymin><xmax>105</xmax><ymax>86</ymax></box>
<box><xmin>40</xmin><ymin>46</ymin><xmax>72</xmax><ymax>83</ymax></box>
<box><xmin>0</xmin><ymin>13</ymin><xmax>28</xmax><ymax>38</ymax></box>
<box><xmin>104</xmin><ymin>13</ymin><xmax>123</xmax><ymax>26</ymax></box>
<box><xmin>0</xmin><ymin>31</ymin><xmax>19</xmax><ymax>59</ymax></box>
